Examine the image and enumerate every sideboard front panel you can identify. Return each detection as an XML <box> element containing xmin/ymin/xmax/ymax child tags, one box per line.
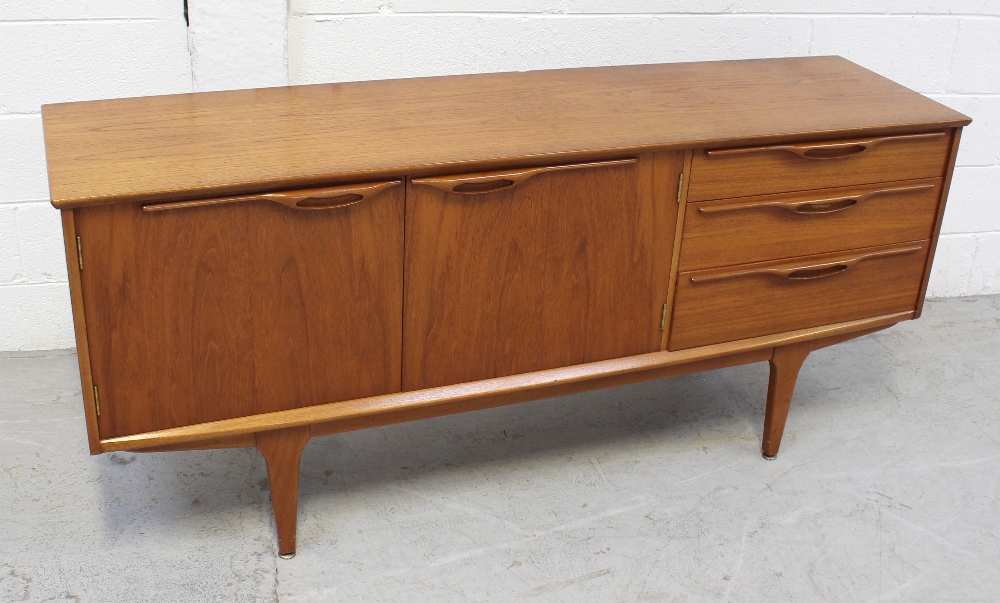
<box><xmin>402</xmin><ymin>153</ymin><xmax>682</xmax><ymax>391</ymax></box>
<box><xmin>76</xmin><ymin>188</ymin><xmax>404</xmax><ymax>438</ymax></box>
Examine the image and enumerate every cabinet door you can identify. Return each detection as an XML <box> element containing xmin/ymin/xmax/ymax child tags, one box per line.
<box><xmin>403</xmin><ymin>154</ymin><xmax>682</xmax><ymax>390</ymax></box>
<box><xmin>76</xmin><ymin>183</ymin><xmax>403</xmax><ymax>438</ymax></box>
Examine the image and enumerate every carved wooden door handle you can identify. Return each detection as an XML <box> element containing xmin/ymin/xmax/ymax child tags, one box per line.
<box><xmin>141</xmin><ymin>180</ymin><xmax>401</xmax><ymax>212</ymax></box>
<box><xmin>688</xmin><ymin>245</ymin><xmax>925</xmax><ymax>284</ymax></box>
<box><xmin>695</xmin><ymin>183</ymin><xmax>936</xmax><ymax>216</ymax></box>
<box><xmin>703</xmin><ymin>131</ymin><xmax>946</xmax><ymax>160</ymax></box>
<box><xmin>410</xmin><ymin>158</ymin><xmax>637</xmax><ymax>194</ymax></box>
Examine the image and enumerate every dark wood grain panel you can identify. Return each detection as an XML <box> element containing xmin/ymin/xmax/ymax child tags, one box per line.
<box><xmin>679</xmin><ymin>178</ymin><xmax>942</xmax><ymax>271</ymax></box>
<box><xmin>402</xmin><ymin>153</ymin><xmax>683</xmax><ymax>390</ymax></box>
<box><xmin>42</xmin><ymin>57</ymin><xmax>969</xmax><ymax>209</ymax></box>
<box><xmin>76</xmin><ymin>185</ymin><xmax>403</xmax><ymax>438</ymax></box>
<box><xmin>669</xmin><ymin>241</ymin><xmax>929</xmax><ymax>350</ymax></box>
<box><xmin>687</xmin><ymin>131</ymin><xmax>951</xmax><ymax>201</ymax></box>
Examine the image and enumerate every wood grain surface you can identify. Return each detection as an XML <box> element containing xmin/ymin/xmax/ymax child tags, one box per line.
<box><xmin>916</xmin><ymin>128</ymin><xmax>963</xmax><ymax>317</ymax></box>
<box><xmin>256</xmin><ymin>426</ymin><xmax>311</xmax><ymax>557</ymax></box>
<box><xmin>687</xmin><ymin>131</ymin><xmax>951</xmax><ymax>201</ymax></box>
<box><xmin>660</xmin><ymin>150</ymin><xmax>694</xmax><ymax>350</ymax></box>
<box><xmin>762</xmin><ymin>341</ymin><xmax>813</xmax><ymax>459</ymax></box>
<box><xmin>42</xmin><ymin>56</ymin><xmax>969</xmax><ymax>209</ymax></box>
<box><xmin>402</xmin><ymin>153</ymin><xmax>682</xmax><ymax>390</ymax></box>
<box><xmin>76</xmin><ymin>186</ymin><xmax>404</xmax><ymax>438</ymax></box>
<box><xmin>669</xmin><ymin>241</ymin><xmax>929</xmax><ymax>350</ymax></box>
<box><xmin>60</xmin><ymin>209</ymin><xmax>101</xmax><ymax>453</ymax></box>
<box><xmin>679</xmin><ymin>178</ymin><xmax>942</xmax><ymax>271</ymax></box>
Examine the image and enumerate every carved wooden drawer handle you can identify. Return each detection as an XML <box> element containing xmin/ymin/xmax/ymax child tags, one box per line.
<box><xmin>411</xmin><ymin>158</ymin><xmax>637</xmax><ymax>194</ymax></box>
<box><xmin>696</xmin><ymin>183</ymin><xmax>936</xmax><ymax>217</ymax></box>
<box><xmin>688</xmin><ymin>245</ymin><xmax>924</xmax><ymax>285</ymax></box>
<box><xmin>141</xmin><ymin>180</ymin><xmax>401</xmax><ymax>212</ymax></box>
<box><xmin>703</xmin><ymin>131</ymin><xmax>946</xmax><ymax>160</ymax></box>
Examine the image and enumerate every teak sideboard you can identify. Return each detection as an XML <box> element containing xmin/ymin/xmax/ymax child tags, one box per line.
<box><xmin>41</xmin><ymin>57</ymin><xmax>970</xmax><ymax>557</ymax></box>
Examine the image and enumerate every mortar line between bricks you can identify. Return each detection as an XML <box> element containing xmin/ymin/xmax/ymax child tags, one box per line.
<box><xmin>945</xmin><ymin>16</ymin><xmax>964</xmax><ymax>94</ymax></box>
<box><xmin>0</xmin><ymin>18</ymin><xmax>161</xmax><ymax>25</ymax></box>
<box><xmin>0</xmin><ymin>200</ymin><xmax>53</xmax><ymax>207</ymax></box>
<box><xmin>10</xmin><ymin>206</ymin><xmax>27</xmax><ymax>283</ymax></box>
<box><xmin>939</xmin><ymin>231</ymin><xmax>1000</xmax><ymax>238</ymax></box>
<box><xmin>298</xmin><ymin>12</ymin><xmax>1000</xmax><ymax>19</ymax></box>
<box><xmin>0</xmin><ymin>281</ymin><xmax>70</xmax><ymax>289</ymax></box>
<box><xmin>931</xmin><ymin>93</ymin><xmax>1000</xmax><ymax>97</ymax></box>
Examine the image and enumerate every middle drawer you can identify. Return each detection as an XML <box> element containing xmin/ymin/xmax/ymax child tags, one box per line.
<box><xmin>679</xmin><ymin>178</ymin><xmax>941</xmax><ymax>271</ymax></box>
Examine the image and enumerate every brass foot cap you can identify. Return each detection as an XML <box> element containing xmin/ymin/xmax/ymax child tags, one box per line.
<box><xmin>279</xmin><ymin>552</ymin><xmax>295</xmax><ymax>560</ymax></box>
<box><xmin>762</xmin><ymin>452</ymin><xmax>777</xmax><ymax>461</ymax></box>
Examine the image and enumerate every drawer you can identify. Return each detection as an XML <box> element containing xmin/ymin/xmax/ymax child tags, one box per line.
<box><xmin>679</xmin><ymin>178</ymin><xmax>941</xmax><ymax>271</ymax></box>
<box><xmin>687</xmin><ymin>131</ymin><xmax>951</xmax><ymax>201</ymax></box>
<box><xmin>668</xmin><ymin>241</ymin><xmax>929</xmax><ymax>351</ymax></box>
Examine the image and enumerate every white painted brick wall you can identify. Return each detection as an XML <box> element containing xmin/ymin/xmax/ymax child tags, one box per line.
<box><xmin>187</xmin><ymin>0</ymin><xmax>289</xmax><ymax>91</ymax></box>
<box><xmin>0</xmin><ymin>0</ymin><xmax>175</xmax><ymax>21</ymax></box>
<box><xmin>949</xmin><ymin>17</ymin><xmax>1000</xmax><ymax>93</ymax></box>
<box><xmin>289</xmin><ymin>14</ymin><xmax>813</xmax><ymax>83</ymax></box>
<box><xmin>810</xmin><ymin>16</ymin><xmax>959</xmax><ymax>91</ymax></box>
<box><xmin>1</xmin><ymin>0</ymin><xmax>998</xmax><ymax>350</ymax></box>
<box><xmin>0</xmin><ymin>21</ymin><xmax>190</xmax><ymax>113</ymax></box>
<box><xmin>0</xmin><ymin>1</ymin><xmax>191</xmax><ymax>351</ymax></box>
<box><xmin>0</xmin><ymin>116</ymin><xmax>48</xmax><ymax>202</ymax></box>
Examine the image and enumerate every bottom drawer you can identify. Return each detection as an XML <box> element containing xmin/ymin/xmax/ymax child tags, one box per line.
<box><xmin>668</xmin><ymin>241</ymin><xmax>929</xmax><ymax>350</ymax></box>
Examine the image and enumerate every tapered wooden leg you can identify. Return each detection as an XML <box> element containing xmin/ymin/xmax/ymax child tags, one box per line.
<box><xmin>761</xmin><ymin>342</ymin><xmax>812</xmax><ymax>460</ymax></box>
<box><xmin>256</xmin><ymin>426</ymin><xmax>310</xmax><ymax>558</ymax></box>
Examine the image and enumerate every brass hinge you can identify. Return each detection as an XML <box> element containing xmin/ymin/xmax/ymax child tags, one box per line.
<box><xmin>93</xmin><ymin>385</ymin><xmax>101</xmax><ymax>416</ymax></box>
<box><xmin>76</xmin><ymin>236</ymin><xmax>83</xmax><ymax>270</ymax></box>
<box><xmin>660</xmin><ymin>303</ymin><xmax>668</xmax><ymax>331</ymax></box>
<box><xmin>676</xmin><ymin>173</ymin><xmax>684</xmax><ymax>203</ymax></box>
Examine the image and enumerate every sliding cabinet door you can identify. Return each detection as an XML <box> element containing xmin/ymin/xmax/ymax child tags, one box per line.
<box><xmin>403</xmin><ymin>153</ymin><xmax>684</xmax><ymax>390</ymax></box>
<box><xmin>76</xmin><ymin>183</ymin><xmax>404</xmax><ymax>438</ymax></box>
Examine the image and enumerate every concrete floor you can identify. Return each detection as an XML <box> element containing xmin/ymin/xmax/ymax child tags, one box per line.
<box><xmin>1</xmin><ymin>296</ymin><xmax>999</xmax><ymax>602</ymax></box>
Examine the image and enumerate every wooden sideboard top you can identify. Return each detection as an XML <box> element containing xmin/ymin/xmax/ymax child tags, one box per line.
<box><xmin>42</xmin><ymin>56</ymin><xmax>969</xmax><ymax>209</ymax></box>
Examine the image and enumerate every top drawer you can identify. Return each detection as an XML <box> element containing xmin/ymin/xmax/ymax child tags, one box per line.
<box><xmin>687</xmin><ymin>131</ymin><xmax>951</xmax><ymax>201</ymax></box>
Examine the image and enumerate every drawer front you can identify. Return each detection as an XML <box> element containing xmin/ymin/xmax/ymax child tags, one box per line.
<box><xmin>668</xmin><ymin>241</ymin><xmax>929</xmax><ymax>351</ymax></box>
<box><xmin>687</xmin><ymin>131</ymin><xmax>951</xmax><ymax>201</ymax></box>
<box><xmin>679</xmin><ymin>178</ymin><xmax>942</xmax><ymax>271</ymax></box>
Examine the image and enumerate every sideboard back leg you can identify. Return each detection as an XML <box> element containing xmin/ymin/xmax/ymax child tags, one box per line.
<box><xmin>761</xmin><ymin>341</ymin><xmax>813</xmax><ymax>460</ymax></box>
<box><xmin>256</xmin><ymin>426</ymin><xmax>311</xmax><ymax>558</ymax></box>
